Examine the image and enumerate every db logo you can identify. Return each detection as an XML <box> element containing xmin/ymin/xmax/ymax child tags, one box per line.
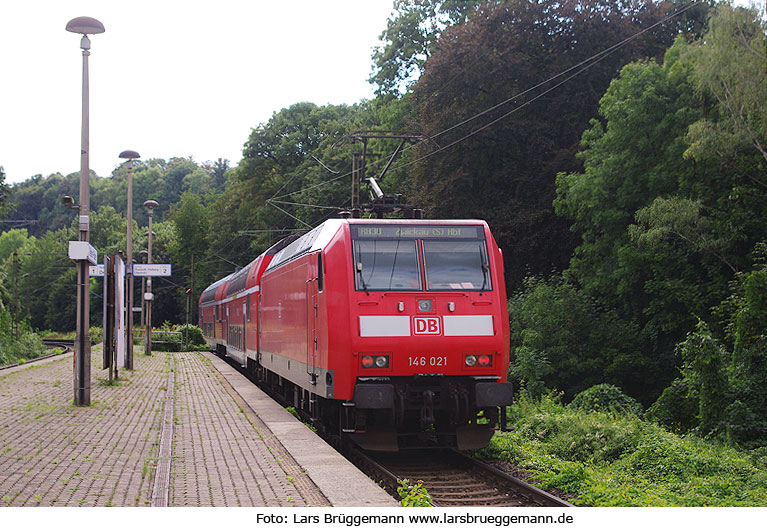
<box><xmin>414</xmin><ymin>317</ymin><xmax>441</xmax><ymax>335</ymax></box>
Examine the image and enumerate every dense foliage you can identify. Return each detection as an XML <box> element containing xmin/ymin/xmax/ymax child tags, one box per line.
<box><xmin>0</xmin><ymin>306</ymin><xmax>45</xmax><ymax>366</ymax></box>
<box><xmin>476</xmin><ymin>395</ymin><xmax>767</xmax><ymax>506</ymax></box>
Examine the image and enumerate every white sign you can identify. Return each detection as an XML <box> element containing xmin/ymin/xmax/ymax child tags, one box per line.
<box><xmin>68</xmin><ymin>241</ymin><xmax>98</xmax><ymax>265</ymax></box>
<box><xmin>115</xmin><ymin>256</ymin><xmax>125</xmax><ymax>367</ymax></box>
<box><xmin>133</xmin><ymin>263</ymin><xmax>172</xmax><ymax>277</ymax></box>
<box><xmin>89</xmin><ymin>264</ymin><xmax>105</xmax><ymax>277</ymax></box>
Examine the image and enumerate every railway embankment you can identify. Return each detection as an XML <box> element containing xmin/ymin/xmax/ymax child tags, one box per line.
<box><xmin>474</xmin><ymin>395</ymin><xmax>767</xmax><ymax>506</ymax></box>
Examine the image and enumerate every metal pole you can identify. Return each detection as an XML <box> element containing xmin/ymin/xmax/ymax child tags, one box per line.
<box><xmin>120</xmin><ymin>152</ymin><xmax>140</xmax><ymax>369</ymax></box>
<box><xmin>66</xmin><ymin>17</ymin><xmax>103</xmax><ymax>406</ymax></box>
<box><xmin>74</xmin><ymin>34</ymin><xmax>92</xmax><ymax>406</ymax></box>
<box><xmin>145</xmin><ymin>211</ymin><xmax>153</xmax><ymax>355</ymax></box>
<box><xmin>126</xmin><ymin>163</ymin><xmax>133</xmax><ymax>368</ymax></box>
<box><xmin>12</xmin><ymin>251</ymin><xmax>18</xmax><ymax>336</ymax></box>
<box><xmin>144</xmin><ymin>201</ymin><xmax>158</xmax><ymax>355</ymax></box>
<box><xmin>185</xmin><ymin>290</ymin><xmax>190</xmax><ymax>351</ymax></box>
<box><xmin>140</xmin><ymin>252</ymin><xmax>147</xmax><ymax>331</ymax></box>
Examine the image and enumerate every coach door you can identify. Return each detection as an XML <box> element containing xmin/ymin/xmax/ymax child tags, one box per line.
<box><xmin>306</xmin><ymin>277</ymin><xmax>318</xmax><ymax>383</ymax></box>
<box><xmin>242</xmin><ymin>301</ymin><xmax>247</xmax><ymax>352</ymax></box>
<box><xmin>225</xmin><ymin>306</ymin><xmax>230</xmax><ymax>345</ymax></box>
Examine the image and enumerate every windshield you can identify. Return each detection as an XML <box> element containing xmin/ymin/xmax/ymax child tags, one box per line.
<box><xmin>354</xmin><ymin>240</ymin><xmax>421</xmax><ymax>291</ymax></box>
<box><xmin>423</xmin><ymin>240</ymin><xmax>491</xmax><ymax>291</ymax></box>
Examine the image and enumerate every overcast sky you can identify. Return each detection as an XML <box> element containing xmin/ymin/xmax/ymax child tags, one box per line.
<box><xmin>0</xmin><ymin>0</ymin><xmax>394</xmax><ymax>184</ymax></box>
<box><xmin>1</xmin><ymin>1</ymin><xmax>762</xmax><ymax>186</ymax></box>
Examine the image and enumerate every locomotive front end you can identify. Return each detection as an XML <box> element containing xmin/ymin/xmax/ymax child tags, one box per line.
<box><xmin>345</xmin><ymin>220</ymin><xmax>512</xmax><ymax>451</ymax></box>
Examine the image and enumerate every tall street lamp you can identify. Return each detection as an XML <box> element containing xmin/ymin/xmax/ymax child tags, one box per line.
<box><xmin>119</xmin><ymin>150</ymin><xmax>140</xmax><ymax>370</ymax></box>
<box><xmin>139</xmin><ymin>250</ymin><xmax>148</xmax><ymax>331</ymax></box>
<box><xmin>66</xmin><ymin>16</ymin><xmax>105</xmax><ymax>407</ymax></box>
<box><xmin>144</xmin><ymin>200</ymin><xmax>159</xmax><ymax>355</ymax></box>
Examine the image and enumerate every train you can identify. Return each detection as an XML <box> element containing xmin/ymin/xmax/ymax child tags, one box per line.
<box><xmin>199</xmin><ymin>218</ymin><xmax>512</xmax><ymax>451</ymax></box>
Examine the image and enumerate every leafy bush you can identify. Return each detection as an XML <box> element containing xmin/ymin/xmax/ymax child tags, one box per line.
<box><xmin>0</xmin><ymin>307</ymin><xmax>45</xmax><ymax>366</ymax></box>
<box><xmin>569</xmin><ymin>383</ymin><xmax>643</xmax><ymax>416</ymax></box>
<box><xmin>509</xmin><ymin>275</ymin><xmax>644</xmax><ymax>402</ymax></box>
<box><xmin>474</xmin><ymin>395</ymin><xmax>767</xmax><ymax>506</ymax></box>
<box><xmin>646</xmin><ymin>378</ymin><xmax>698</xmax><ymax>433</ymax></box>
<box><xmin>178</xmin><ymin>324</ymin><xmax>205</xmax><ymax>348</ymax></box>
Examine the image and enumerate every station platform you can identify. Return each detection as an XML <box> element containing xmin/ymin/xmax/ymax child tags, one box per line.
<box><xmin>0</xmin><ymin>347</ymin><xmax>396</xmax><ymax>507</ymax></box>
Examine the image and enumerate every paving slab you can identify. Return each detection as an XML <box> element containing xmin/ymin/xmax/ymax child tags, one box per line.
<box><xmin>203</xmin><ymin>352</ymin><xmax>397</xmax><ymax>507</ymax></box>
<box><xmin>0</xmin><ymin>347</ymin><xmax>392</xmax><ymax>507</ymax></box>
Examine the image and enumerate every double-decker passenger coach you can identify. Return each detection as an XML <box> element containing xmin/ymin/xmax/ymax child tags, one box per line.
<box><xmin>201</xmin><ymin>218</ymin><xmax>512</xmax><ymax>451</ymax></box>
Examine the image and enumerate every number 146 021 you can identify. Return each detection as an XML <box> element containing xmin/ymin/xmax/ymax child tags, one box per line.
<box><xmin>408</xmin><ymin>356</ymin><xmax>447</xmax><ymax>367</ymax></box>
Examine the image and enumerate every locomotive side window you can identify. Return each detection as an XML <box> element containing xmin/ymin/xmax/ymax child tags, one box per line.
<box><xmin>317</xmin><ymin>253</ymin><xmax>324</xmax><ymax>292</ymax></box>
<box><xmin>423</xmin><ymin>240</ymin><xmax>491</xmax><ymax>291</ymax></box>
<box><xmin>353</xmin><ymin>240</ymin><xmax>421</xmax><ymax>291</ymax></box>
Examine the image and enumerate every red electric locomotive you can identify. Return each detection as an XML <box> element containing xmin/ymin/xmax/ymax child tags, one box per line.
<box><xmin>200</xmin><ymin>218</ymin><xmax>512</xmax><ymax>451</ymax></box>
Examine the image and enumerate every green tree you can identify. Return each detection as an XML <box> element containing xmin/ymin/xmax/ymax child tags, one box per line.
<box><xmin>509</xmin><ymin>275</ymin><xmax>643</xmax><ymax>401</ymax></box>
<box><xmin>685</xmin><ymin>4</ymin><xmax>767</xmax><ymax>170</ymax></box>
<box><xmin>678</xmin><ymin>320</ymin><xmax>730</xmax><ymax>436</ymax></box>
<box><xmin>370</xmin><ymin>0</ymin><xmax>483</xmax><ymax>95</ymax></box>
<box><xmin>410</xmin><ymin>0</ymin><xmax>686</xmax><ymax>289</ymax></box>
<box><xmin>0</xmin><ymin>166</ymin><xmax>10</xmax><ymax>218</ymax></box>
<box><xmin>209</xmin><ymin>101</ymin><xmax>372</xmax><ymax>275</ymax></box>
<box><xmin>725</xmin><ymin>243</ymin><xmax>767</xmax><ymax>445</ymax></box>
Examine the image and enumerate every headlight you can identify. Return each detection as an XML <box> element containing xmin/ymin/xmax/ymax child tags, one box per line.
<box><xmin>465</xmin><ymin>354</ymin><xmax>492</xmax><ymax>367</ymax></box>
<box><xmin>361</xmin><ymin>354</ymin><xmax>389</xmax><ymax>369</ymax></box>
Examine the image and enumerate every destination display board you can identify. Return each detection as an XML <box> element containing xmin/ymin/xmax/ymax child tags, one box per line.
<box><xmin>352</xmin><ymin>225</ymin><xmax>483</xmax><ymax>240</ymax></box>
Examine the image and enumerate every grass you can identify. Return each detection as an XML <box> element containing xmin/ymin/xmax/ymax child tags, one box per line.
<box><xmin>474</xmin><ymin>394</ymin><xmax>767</xmax><ymax>506</ymax></box>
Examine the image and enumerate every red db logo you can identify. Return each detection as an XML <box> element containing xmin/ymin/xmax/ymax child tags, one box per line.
<box><xmin>414</xmin><ymin>317</ymin><xmax>441</xmax><ymax>335</ymax></box>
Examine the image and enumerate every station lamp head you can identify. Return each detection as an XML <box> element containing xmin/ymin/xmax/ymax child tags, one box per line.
<box><xmin>65</xmin><ymin>16</ymin><xmax>105</xmax><ymax>50</ymax></box>
<box><xmin>65</xmin><ymin>17</ymin><xmax>106</xmax><ymax>35</ymax></box>
<box><xmin>61</xmin><ymin>195</ymin><xmax>78</xmax><ymax>209</ymax></box>
<box><xmin>119</xmin><ymin>150</ymin><xmax>140</xmax><ymax>160</ymax></box>
<box><xmin>144</xmin><ymin>199</ymin><xmax>159</xmax><ymax>211</ymax></box>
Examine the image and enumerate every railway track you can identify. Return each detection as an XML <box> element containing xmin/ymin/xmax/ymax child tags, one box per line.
<box><xmin>351</xmin><ymin>448</ymin><xmax>572</xmax><ymax>507</ymax></box>
<box><xmin>0</xmin><ymin>339</ymin><xmax>74</xmax><ymax>372</ymax></box>
<box><xmin>216</xmin><ymin>350</ymin><xmax>571</xmax><ymax>507</ymax></box>
<box><xmin>42</xmin><ymin>339</ymin><xmax>75</xmax><ymax>351</ymax></box>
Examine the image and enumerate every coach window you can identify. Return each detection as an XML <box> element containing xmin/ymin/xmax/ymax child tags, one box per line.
<box><xmin>247</xmin><ymin>294</ymin><xmax>251</xmax><ymax>322</ymax></box>
<box><xmin>423</xmin><ymin>240</ymin><xmax>491</xmax><ymax>291</ymax></box>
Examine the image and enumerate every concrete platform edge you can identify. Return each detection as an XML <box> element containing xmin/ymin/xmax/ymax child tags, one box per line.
<box><xmin>202</xmin><ymin>351</ymin><xmax>397</xmax><ymax>507</ymax></box>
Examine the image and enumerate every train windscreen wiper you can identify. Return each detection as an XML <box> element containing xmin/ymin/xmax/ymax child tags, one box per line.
<box><xmin>356</xmin><ymin>261</ymin><xmax>370</xmax><ymax>296</ymax></box>
<box><xmin>479</xmin><ymin>248</ymin><xmax>489</xmax><ymax>294</ymax></box>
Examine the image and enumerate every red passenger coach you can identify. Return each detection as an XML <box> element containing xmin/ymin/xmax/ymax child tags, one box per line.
<box><xmin>200</xmin><ymin>218</ymin><xmax>512</xmax><ymax>451</ymax></box>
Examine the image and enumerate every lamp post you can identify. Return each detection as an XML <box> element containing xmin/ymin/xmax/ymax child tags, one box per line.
<box><xmin>139</xmin><ymin>250</ymin><xmax>148</xmax><ymax>332</ymax></box>
<box><xmin>144</xmin><ymin>200</ymin><xmax>159</xmax><ymax>355</ymax></box>
<box><xmin>66</xmin><ymin>16</ymin><xmax>105</xmax><ymax>407</ymax></box>
<box><xmin>119</xmin><ymin>150</ymin><xmax>140</xmax><ymax>370</ymax></box>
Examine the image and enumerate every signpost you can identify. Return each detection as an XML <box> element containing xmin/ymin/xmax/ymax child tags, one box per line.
<box><xmin>133</xmin><ymin>263</ymin><xmax>171</xmax><ymax>277</ymax></box>
<box><xmin>99</xmin><ymin>255</ymin><xmax>125</xmax><ymax>383</ymax></box>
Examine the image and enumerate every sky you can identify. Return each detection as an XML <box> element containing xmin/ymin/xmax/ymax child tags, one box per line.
<box><xmin>1</xmin><ymin>1</ymin><xmax>763</xmax><ymax>186</ymax></box>
<box><xmin>0</xmin><ymin>0</ymin><xmax>395</xmax><ymax>184</ymax></box>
